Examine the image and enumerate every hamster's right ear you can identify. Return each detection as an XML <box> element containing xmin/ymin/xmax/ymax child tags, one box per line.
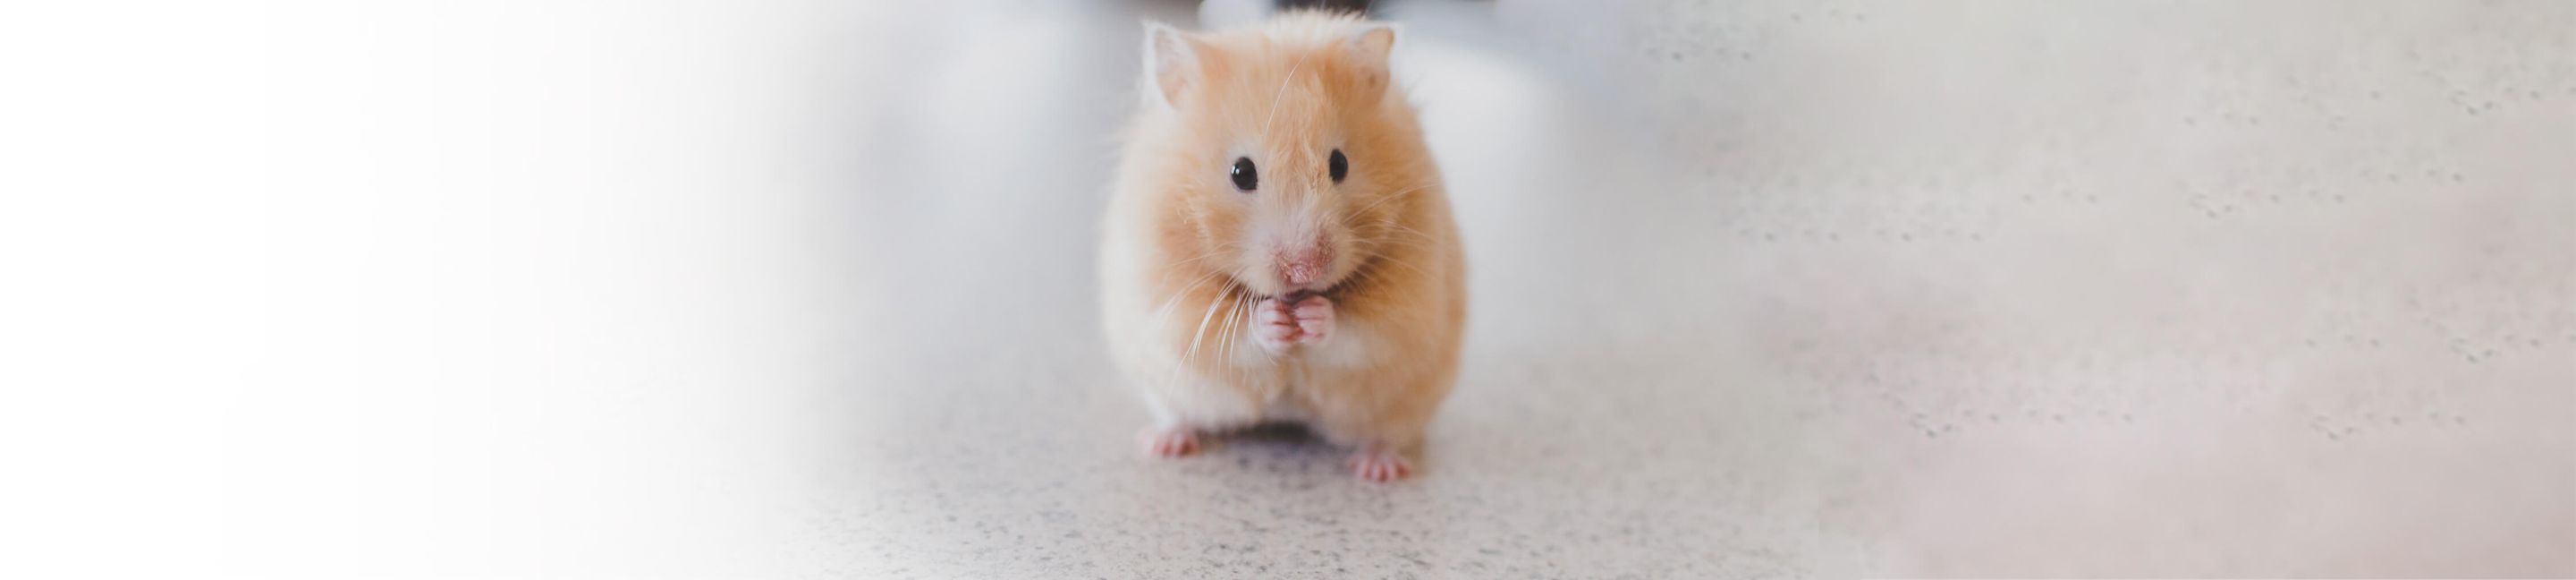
<box><xmin>1143</xmin><ymin>21</ymin><xmax>1202</xmax><ymax>110</ymax></box>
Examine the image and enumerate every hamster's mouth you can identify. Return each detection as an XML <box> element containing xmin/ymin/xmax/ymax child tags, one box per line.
<box><xmin>1234</xmin><ymin>277</ymin><xmax>1342</xmax><ymax>303</ymax></box>
<box><xmin>1287</xmin><ymin>260</ymin><xmax>1375</xmax><ymax>302</ymax></box>
<box><xmin>1242</xmin><ymin>286</ymin><xmax>1328</xmax><ymax>303</ymax></box>
<box><xmin>1233</xmin><ymin>259</ymin><xmax>1367</xmax><ymax>302</ymax></box>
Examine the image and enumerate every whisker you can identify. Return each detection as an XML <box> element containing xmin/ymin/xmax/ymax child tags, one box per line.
<box><xmin>1149</xmin><ymin>269</ymin><xmax>1226</xmax><ymax>330</ymax></box>
<box><xmin>1368</xmin><ymin>252</ymin><xmax>1436</xmax><ymax>282</ymax></box>
<box><xmin>1261</xmin><ymin>57</ymin><xmax>1305</xmax><ymax>140</ymax></box>
<box><xmin>1364</xmin><ymin>226</ymin><xmax>1438</xmax><ymax>245</ymax></box>
<box><xmin>1346</xmin><ymin>184</ymin><xmax>1426</xmax><ymax>218</ymax></box>
<box><xmin>1182</xmin><ymin>284</ymin><xmax>1227</xmax><ymax>373</ymax></box>
<box><xmin>1220</xmin><ymin>288</ymin><xmax>1248</xmax><ymax>376</ymax></box>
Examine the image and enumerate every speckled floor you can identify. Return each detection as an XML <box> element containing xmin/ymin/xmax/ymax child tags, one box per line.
<box><xmin>232</xmin><ymin>1</ymin><xmax>2573</xmax><ymax>577</ymax></box>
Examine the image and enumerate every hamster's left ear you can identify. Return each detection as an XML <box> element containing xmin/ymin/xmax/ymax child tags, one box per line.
<box><xmin>1344</xmin><ymin>23</ymin><xmax>1400</xmax><ymax>100</ymax></box>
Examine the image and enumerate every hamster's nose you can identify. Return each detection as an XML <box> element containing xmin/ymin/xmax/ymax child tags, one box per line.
<box><xmin>1275</xmin><ymin>243</ymin><xmax>1333</xmax><ymax>288</ymax></box>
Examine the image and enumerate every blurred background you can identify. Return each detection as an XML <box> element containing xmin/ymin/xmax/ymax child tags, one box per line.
<box><xmin>3</xmin><ymin>0</ymin><xmax>2570</xmax><ymax>577</ymax></box>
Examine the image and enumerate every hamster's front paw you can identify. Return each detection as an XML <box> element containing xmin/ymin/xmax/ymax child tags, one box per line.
<box><xmin>1255</xmin><ymin>294</ymin><xmax>1334</xmax><ymax>352</ymax></box>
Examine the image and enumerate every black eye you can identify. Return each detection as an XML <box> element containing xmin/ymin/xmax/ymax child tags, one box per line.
<box><xmin>1230</xmin><ymin>158</ymin><xmax>1258</xmax><ymax>192</ymax></box>
<box><xmin>1328</xmin><ymin>149</ymin><xmax>1348</xmax><ymax>183</ymax></box>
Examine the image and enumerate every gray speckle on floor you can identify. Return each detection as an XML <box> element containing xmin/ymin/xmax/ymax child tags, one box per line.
<box><xmin>803</xmin><ymin>1</ymin><xmax>2574</xmax><ymax>576</ymax></box>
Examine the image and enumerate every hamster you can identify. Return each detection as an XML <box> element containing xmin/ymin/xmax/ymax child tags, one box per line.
<box><xmin>1097</xmin><ymin>12</ymin><xmax>1465</xmax><ymax>482</ymax></box>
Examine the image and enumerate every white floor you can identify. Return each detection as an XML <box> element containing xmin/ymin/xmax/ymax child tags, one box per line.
<box><xmin>189</xmin><ymin>0</ymin><xmax>2576</xmax><ymax>577</ymax></box>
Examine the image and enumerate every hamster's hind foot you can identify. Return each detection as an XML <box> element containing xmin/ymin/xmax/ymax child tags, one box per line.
<box><xmin>1344</xmin><ymin>444</ymin><xmax>1411</xmax><ymax>482</ymax></box>
<box><xmin>1140</xmin><ymin>426</ymin><xmax>1201</xmax><ymax>458</ymax></box>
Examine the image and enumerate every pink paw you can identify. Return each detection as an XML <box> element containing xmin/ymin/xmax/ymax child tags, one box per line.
<box><xmin>1140</xmin><ymin>426</ymin><xmax>1199</xmax><ymax>458</ymax></box>
<box><xmin>1344</xmin><ymin>446</ymin><xmax>1411</xmax><ymax>482</ymax></box>
<box><xmin>1255</xmin><ymin>294</ymin><xmax>1334</xmax><ymax>352</ymax></box>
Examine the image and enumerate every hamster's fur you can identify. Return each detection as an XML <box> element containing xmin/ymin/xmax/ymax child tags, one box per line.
<box><xmin>1097</xmin><ymin>12</ymin><xmax>1465</xmax><ymax>482</ymax></box>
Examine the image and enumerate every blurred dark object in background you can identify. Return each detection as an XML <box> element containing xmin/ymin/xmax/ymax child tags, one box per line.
<box><xmin>1279</xmin><ymin>0</ymin><xmax>1370</xmax><ymax>13</ymax></box>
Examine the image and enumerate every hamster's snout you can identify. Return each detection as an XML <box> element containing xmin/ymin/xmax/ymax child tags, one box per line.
<box><xmin>1274</xmin><ymin>242</ymin><xmax>1334</xmax><ymax>290</ymax></box>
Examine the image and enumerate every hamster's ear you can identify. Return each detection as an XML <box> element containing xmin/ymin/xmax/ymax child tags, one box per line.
<box><xmin>1143</xmin><ymin>21</ymin><xmax>1201</xmax><ymax>110</ymax></box>
<box><xmin>1344</xmin><ymin>22</ymin><xmax>1400</xmax><ymax>100</ymax></box>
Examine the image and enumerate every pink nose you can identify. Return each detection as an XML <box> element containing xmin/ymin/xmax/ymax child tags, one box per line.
<box><xmin>1275</xmin><ymin>245</ymin><xmax>1331</xmax><ymax>287</ymax></box>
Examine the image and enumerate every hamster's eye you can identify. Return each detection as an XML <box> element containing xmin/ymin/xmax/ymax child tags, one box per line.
<box><xmin>1230</xmin><ymin>158</ymin><xmax>1258</xmax><ymax>192</ymax></box>
<box><xmin>1328</xmin><ymin>149</ymin><xmax>1348</xmax><ymax>183</ymax></box>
